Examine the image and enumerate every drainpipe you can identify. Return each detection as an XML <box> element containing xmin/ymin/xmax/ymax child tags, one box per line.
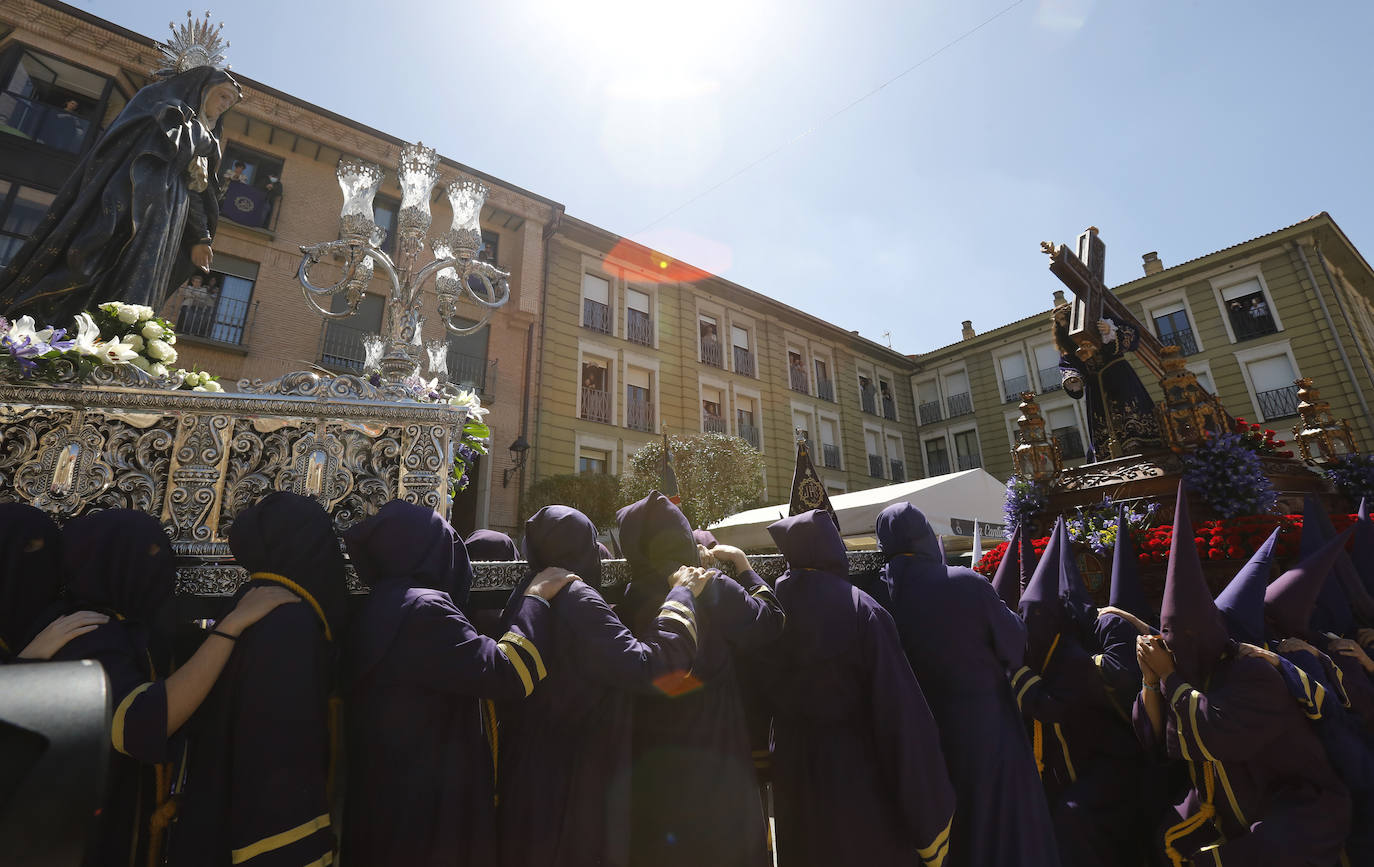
<box><xmin>528</xmin><ymin>206</ymin><xmax>564</xmax><ymax>491</ymax></box>
<box><xmin>1292</xmin><ymin>240</ymin><xmax>1372</xmax><ymax>425</ymax></box>
<box><xmin>1314</xmin><ymin>242</ymin><xmax>1374</xmax><ymax>423</ymax></box>
<box><xmin>514</xmin><ymin>319</ymin><xmax>534</xmax><ymax>521</ymax></box>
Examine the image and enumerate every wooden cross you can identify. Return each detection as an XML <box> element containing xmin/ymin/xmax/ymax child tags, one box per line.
<box><xmin>1041</xmin><ymin>226</ymin><xmax>1167</xmax><ymax>379</ymax></box>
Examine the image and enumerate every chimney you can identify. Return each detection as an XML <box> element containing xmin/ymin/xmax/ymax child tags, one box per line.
<box><xmin>1142</xmin><ymin>251</ymin><xmax>1163</xmax><ymax>276</ymax></box>
<box><xmin>961</xmin><ymin>320</ymin><xmax>976</xmax><ymax>341</ymax></box>
<box><xmin>1052</xmin><ymin>289</ymin><xmax>1067</xmax><ymax>307</ymax></box>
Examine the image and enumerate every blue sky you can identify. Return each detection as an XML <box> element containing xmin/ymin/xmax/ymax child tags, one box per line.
<box><xmin>87</xmin><ymin>0</ymin><xmax>1374</xmax><ymax>353</ymax></box>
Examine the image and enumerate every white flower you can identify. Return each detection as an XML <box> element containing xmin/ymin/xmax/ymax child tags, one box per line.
<box><xmin>146</xmin><ymin>339</ymin><xmax>176</xmax><ymax>363</ymax></box>
<box><xmin>123</xmin><ymin>334</ymin><xmax>144</xmax><ymax>351</ymax></box>
<box><xmin>192</xmin><ymin>385</ymin><xmax>208</xmax><ymax>392</ymax></box>
<box><xmin>115</xmin><ymin>304</ymin><xmax>141</xmax><ymax>325</ymax></box>
<box><xmin>70</xmin><ymin>313</ymin><xmax>103</xmax><ymax>356</ymax></box>
<box><xmin>134</xmin><ymin>305</ymin><xmax>155</xmax><ymax>322</ymax></box>
<box><xmin>447</xmin><ymin>389</ymin><xmax>489</xmax><ymax>421</ymax></box>
<box><xmin>6</xmin><ymin>315</ymin><xmax>56</xmax><ymax>346</ymax></box>
<box><xmin>128</xmin><ymin>354</ymin><xmax>151</xmax><ymax>371</ymax></box>
<box><xmin>204</xmin><ymin>380</ymin><xmax>223</xmax><ymax>393</ymax></box>
<box><xmin>164</xmin><ymin>330</ymin><xmax>176</xmax><ymax>345</ymax></box>
<box><xmin>183</xmin><ymin>371</ymin><xmax>201</xmax><ymax>387</ymax></box>
<box><xmin>148</xmin><ymin>362</ymin><xmax>169</xmax><ymax>378</ymax></box>
<box><xmin>141</xmin><ymin>321</ymin><xmax>164</xmax><ymax>340</ymax></box>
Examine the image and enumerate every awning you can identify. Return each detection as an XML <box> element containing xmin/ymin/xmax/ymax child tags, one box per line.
<box><xmin>709</xmin><ymin>469</ymin><xmax>1008</xmax><ymax>551</ymax></box>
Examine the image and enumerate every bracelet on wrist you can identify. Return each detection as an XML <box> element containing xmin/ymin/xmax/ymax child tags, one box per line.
<box><xmin>1142</xmin><ymin>680</ymin><xmax>1161</xmax><ymax>694</ymax></box>
<box><xmin>210</xmin><ymin>629</ymin><xmax>238</xmax><ymax>642</ymax></box>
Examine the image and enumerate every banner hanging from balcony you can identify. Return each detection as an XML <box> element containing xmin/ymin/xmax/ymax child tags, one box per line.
<box><xmin>788</xmin><ymin>432</ymin><xmax>838</xmax><ymax>526</ymax></box>
<box><xmin>221</xmin><ymin>180</ymin><xmax>270</xmax><ymax>228</ymax></box>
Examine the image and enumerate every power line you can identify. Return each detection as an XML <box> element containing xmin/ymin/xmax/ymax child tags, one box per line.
<box><xmin>632</xmin><ymin>0</ymin><xmax>1027</xmax><ymax>236</ymax></box>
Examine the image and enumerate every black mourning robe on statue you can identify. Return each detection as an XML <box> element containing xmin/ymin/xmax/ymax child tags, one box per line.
<box><xmin>0</xmin><ymin>66</ymin><xmax>239</xmax><ymax>324</ymax></box>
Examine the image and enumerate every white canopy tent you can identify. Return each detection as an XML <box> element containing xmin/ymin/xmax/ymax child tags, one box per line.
<box><xmin>708</xmin><ymin>468</ymin><xmax>1008</xmax><ymax>552</ymax></box>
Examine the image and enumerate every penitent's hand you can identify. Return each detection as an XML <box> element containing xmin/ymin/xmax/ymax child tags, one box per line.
<box><xmin>709</xmin><ymin>544</ymin><xmax>750</xmax><ymax>575</ymax></box>
<box><xmin>672</xmin><ymin>565</ymin><xmax>714</xmax><ymax>598</ymax></box>
<box><xmin>18</xmin><ymin>611</ymin><xmax>109</xmax><ymax>659</ymax></box>
<box><xmin>1138</xmin><ymin>634</ymin><xmax>1176</xmax><ymax>680</ymax></box>
<box><xmin>1358</xmin><ymin>628</ymin><xmax>1374</xmax><ymax>652</ymax></box>
<box><xmin>218</xmin><ymin>586</ymin><xmax>300</xmax><ymax>637</ymax></box>
<box><xmin>1097</xmin><ymin>606</ymin><xmax>1153</xmax><ymax>636</ymax></box>
<box><xmin>525</xmin><ymin>566</ymin><xmax>578</xmax><ymax>600</ymax></box>
<box><xmin>191</xmin><ymin>243</ymin><xmax>213</xmax><ymax>272</ymax></box>
<box><xmin>1329</xmin><ymin>638</ymin><xmax>1374</xmax><ymax>674</ymax></box>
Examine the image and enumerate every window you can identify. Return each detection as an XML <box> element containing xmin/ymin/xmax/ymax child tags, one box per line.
<box><xmin>998</xmin><ymin>353</ymin><xmax>1029</xmax><ymax>402</ymax></box>
<box><xmin>625</xmin><ymin>367</ymin><xmax>654</xmax><ymax>432</ymax></box>
<box><xmin>793</xmin><ymin>410</ymin><xmax>813</xmax><ymax>450</ymax></box>
<box><xmin>1033</xmin><ymin>343</ymin><xmax>1062</xmax><ymax>392</ymax></box>
<box><xmin>944</xmin><ymin>370</ymin><xmax>973</xmax><ymax>417</ymax></box>
<box><xmin>373</xmin><ymin>196</ymin><xmax>399</xmax><ymax>256</ymax></box>
<box><xmin>0</xmin><ymin>49</ymin><xmax>111</xmax><ymax>155</ymax></box>
<box><xmin>886</xmin><ymin>435</ymin><xmax>905</xmax><ymax>481</ymax></box>
<box><xmin>581</xmin><ymin>273</ymin><xmax>612</xmax><ymax>334</ymax></box>
<box><xmin>0</xmin><ymin>180</ymin><xmax>55</xmax><ymax>267</ymax></box>
<box><xmin>626</xmin><ymin>288</ymin><xmax>653</xmax><ymax>346</ymax></box>
<box><xmin>814</xmin><ymin>356</ymin><xmax>834</xmax><ymax>401</ymax></box>
<box><xmin>445</xmin><ymin>318</ymin><xmax>491</xmax><ymax>393</ymax></box>
<box><xmin>1046</xmin><ymin>406</ymin><xmax>1085</xmax><ymax>459</ymax></box>
<box><xmin>788</xmin><ymin>349</ymin><xmax>809</xmax><ymax>394</ymax></box>
<box><xmin>1245</xmin><ymin>353</ymin><xmax>1300</xmax><ymax>420</ymax></box>
<box><xmin>732</xmin><ymin>324</ymin><xmax>754</xmax><ymax>377</ymax></box>
<box><xmin>702</xmin><ymin>385</ymin><xmax>726</xmax><ymax>433</ymax></box>
<box><xmin>1190</xmin><ymin>366</ymin><xmax>1216</xmax><ymax>394</ymax></box>
<box><xmin>925</xmin><ymin>438</ymin><xmax>951</xmax><ymax>477</ymax></box>
<box><xmin>579</xmin><ymin>447</ymin><xmax>609</xmax><ymax>475</ymax></box>
<box><xmin>858</xmin><ymin>373</ymin><xmax>878</xmax><ymax>415</ymax></box>
<box><xmin>478</xmin><ymin>230</ymin><xmax>499</xmax><ymax>264</ymax></box>
<box><xmin>219</xmin><ymin>144</ymin><xmax>284</xmax><ymax>230</ymax></box>
<box><xmin>1222</xmin><ymin>278</ymin><xmax>1279</xmax><ymax>341</ymax></box>
<box><xmin>916</xmin><ymin>379</ymin><xmax>941</xmax><ymax>425</ymax></box>
<box><xmin>737</xmin><ymin>396</ymin><xmax>760</xmax><ymax>449</ymax></box>
<box><xmin>819</xmin><ymin>418</ymin><xmax>840</xmax><ymax>469</ymax></box>
<box><xmin>699</xmin><ymin>314</ymin><xmax>722</xmax><ymax>367</ymax></box>
<box><xmin>953</xmin><ymin>429</ymin><xmax>982</xmax><ymax>470</ymax></box>
<box><xmin>879</xmin><ymin>377</ymin><xmax>897</xmax><ymax>420</ymax></box>
<box><xmin>865</xmin><ymin>429</ymin><xmax>884</xmax><ymax>479</ymax></box>
<box><xmin>176</xmin><ymin>253</ymin><xmax>257</xmax><ymax>345</ymax></box>
<box><xmin>1152</xmin><ymin>303</ymin><xmax>1199</xmax><ymax>355</ymax></box>
<box><xmin>581</xmin><ymin>359</ymin><xmax>612</xmax><ymax>423</ymax></box>
<box><xmin>320</xmin><ymin>292</ymin><xmax>383</xmax><ymax>369</ymax></box>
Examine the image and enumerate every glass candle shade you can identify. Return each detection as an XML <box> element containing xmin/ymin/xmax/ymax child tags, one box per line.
<box><xmin>397</xmin><ymin>142</ymin><xmax>440</xmax><ymax>238</ymax></box>
<box><xmin>337</xmin><ymin>158</ymin><xmax>384</xmax><ymax>239</ymax></box>
<box><xmin>446</xmin><ymin>179</ymin><xmax>487</xmax><ymax>256</ymax></box>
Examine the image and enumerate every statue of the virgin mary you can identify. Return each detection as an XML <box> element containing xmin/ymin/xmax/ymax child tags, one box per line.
<box><xmin>0</xmin><ymin>13</ymin><xmax>242</xmax><ymax>326</ymax></box>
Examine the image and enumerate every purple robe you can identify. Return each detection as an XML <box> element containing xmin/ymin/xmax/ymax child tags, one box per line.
<box><xmin>877</xmin><ymin>503</ymin><xmax>1060</xmax><ymax>867</ymax></box>
<box><xmin>342</xmin><ymin>500</ymin><xmax>555</xmax><ymax>867</ymax></box>
<box><xmin>616</xmin><ymin>492</ymin><xmax>784</xmax><ymax>867</ymax></box>
<box><xmin>0</xmin><ymin>502</ymin><xmax>62</xmax><ymax>661</ymax></box>
<box><xmin>466</xmin><ymin>528</ymin><xmax>521</xmax><ymax>638</ymax></box>
<box><xmin>496</xmin><ymin>506</ymin><xmax>698</xmax><ymax>867</ymax></box>
<box><xmin>50</xmin><ymin>510</ymin><xmax>177</xmax><ymax>867</ymax></box>
<box><xmin>168</xmin><ymin>492</ymin><xmax>345</xmax><ymax>865</ymax></box>
<box><xmin>767</xmin><ymin>509</ymin><xmax>955</xmax><ymax>867</ymax></box>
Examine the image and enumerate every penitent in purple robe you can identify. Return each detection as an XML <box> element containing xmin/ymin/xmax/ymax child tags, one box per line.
<box><xmin>342</xmin><ymin>500</ymin><xmax>556</xmax><ymax>867</ymax></box>
<box><xmin>1134</xmin><ymin>485</ymin><xmax>1349</xmax><ymax>866</ymax></box>
<box><xmin>766</xmin><ymin>509</ymin><xmax>954</xmax><ymax>867</ymax></box>
<box><xmin>51</xmin><ymin>510</ymin><xmax>179</xmax><ymax>867</ymax></box>
<box><xmin>878</xmin><ymin>503</ymin><xmax>1060</xmax><ymax>867</ymax></box>
<box><xmin>616</xmin><ymin>492</ymin><xmax>784</xmax><ymax>867</ymax></box>
<box><xmin>0</xmin><ymin>502</ymin><xmax>62</xmax><ymax>662</ymax></box>
<box><xmin>496</xmin><ymin>505</ymin><xmax>699</xmax><ymax>867</ymax></box>
<box><xmin>168</xmin><ymin>492</ymin><xmax>347</xmax><ymax>866</ymax></box>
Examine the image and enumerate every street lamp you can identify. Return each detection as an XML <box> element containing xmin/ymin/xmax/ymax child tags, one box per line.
<box><xmin>503</xmin><ymin>435</ymin><xmax>530</xmax><ymax>487</ymax></box>
<box><xmin>298</xmin><ymin>143</ymin><xmax>511</xmax><ymax>384</ymax></box>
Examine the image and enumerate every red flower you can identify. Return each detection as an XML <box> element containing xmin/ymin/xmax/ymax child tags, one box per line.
<box><xmin>1138</xmin><ymin>553</ymin><xmax>1150</xmax><ymax>563</ymax></box>
<box><xmin>1209</xmin><ymin>549</ymin><xmax>1226</xmax><ymax>560</ymax></box>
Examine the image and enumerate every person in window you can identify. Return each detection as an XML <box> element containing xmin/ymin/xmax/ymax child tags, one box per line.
<box><xmin>1250</xmin><ymin>296</ymin><xmax>1270</xmax><ymax>322</ymax></box>
<box><xmin>341</xmin><ymin>500</ymin><xmax>575</xmax><ymax>867</ymax></box>
<box><xmin>0</xmin><ymin>64</ymin><xmax>242</xmax><ymax>325</ymax></box>
<box><xmin>1053</xmin><ymin>305</ymin><xmax>1162</xmax><ymax>459</ymax></box>
<box><xmin>262</xmin><ymin>173</ymin><xmax>282</xmax><ymax>223</ymax></box>
<box><xmin>224</xmin><ymin>160</ymin><xmax>247</xmax><ymax>183</ymax></box>
<box><xmin>40</xmin><ymin>97</ymin><xmax>86</xmax><ymax>152</ymax></box>
<box><xmin>496</xmin><ymin>505</ymin><xmax>703</xmax><ymax>867</ymax></box>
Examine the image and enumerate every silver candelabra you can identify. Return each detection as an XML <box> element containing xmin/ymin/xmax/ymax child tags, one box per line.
<box><xmin>297</xmin><ymin>142</ymin><xmax>510</xmax><ymax>384</ymax></box>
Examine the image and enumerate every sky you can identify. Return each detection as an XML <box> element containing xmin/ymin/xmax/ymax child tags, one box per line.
<box><xmin>83</xmin><ymin>0</ymin><xmax>1374</xmax><ymax>354</ymax></box>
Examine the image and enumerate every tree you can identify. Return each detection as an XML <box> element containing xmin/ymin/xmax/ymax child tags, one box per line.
<box><xmin>520</xmin><ymin>473</ymin><xmax>622</xmax><ymax>531</ymax></box>
<box><xmin>620</xmin><ymin>433</ymin><xmax>766</xmax><ymax>530</ymax></box>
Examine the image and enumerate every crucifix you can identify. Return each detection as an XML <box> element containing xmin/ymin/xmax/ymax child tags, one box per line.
<box><xmin>1040</xmin><ymin>227</ymin><xmax>1167</xmax><ymax>380</ymax></box>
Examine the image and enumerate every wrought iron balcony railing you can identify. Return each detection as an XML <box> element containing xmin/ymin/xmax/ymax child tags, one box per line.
<box><xmin>816</xmin><ymin>378</ymin><xmax>835</xmax><ymax>402</ymax></box>
<box><xmin>918</xmin><ymin>400</ymin><xmax>942</xmax><ymax>425</ymax></box>
<box><xmin>860</xmin><ymin>387</ymin><xmax>878</xmax><ymax>415</ymax></box>
<box><xmin>583</xmin><ymin>299</ymin><xmax>612</xmax><ymax>335</ymax></box>
<box><xmin>1158</xmin><ymin>327</ymin><xmax>1199</xmax><ymax>356</ymax></box>
<box><xmin>882</xmin><ymin>397</ymin><xmax>897</xmax><ymax>421</ymax></box>
<box><xmin>703</xmin><ymin>412</ymin><xmax>727</xmax><ymax>434</ymax></box>
<box><xmin>701</xmin><ymin>338</ymin><xmax>723</xmax><ymax>368</ymax></box>
<box><xmin>626</xmin><ymin>309</ymin><xmax>653</xmax><ymax>346</ymax></box>
<box><xmin>738</xmin><ymin>421</ymin><xmax>760</xmax><ymax>449</ymax></box>
<box><xmin>956</xmin><ymin>453</ymin><xmax>982</xmax><ymax>471</ymax></box>
<box><xmin>890</xmin><ymin>459</ymin><xmax>905</xmax><ymax>482</ymax></box>
<box><xmin>822</xmin><ymin>443</ymin><xmax>841</xmax><ymax>469</ymax></box>
<box><xmin>733</xmin><ymin>346</ymin><xmax>755</xmax><ymax>377</ymax></box>
<box><xmin>626</xmin><ymin>394</ymin><xmax>654</xmax><ymax>432</ymax></box>
<box><xmin>947</xmin><ymin>391</ymin><xmax>974</xmax><ymax>418</ymax></box>
<box><xmin>581</xmin><ymin>387</ymin><xmax>612</xmax><ymax>424</ymax></box>
<box><xmin>868</xmin><ymin>455</ymin><xmax>885</xmax><ymax>478</ymax></box>
<box><xmin>789</xmin><ymin>366</ymin><xmax>809</xmax><ymax>394</ymax></box>
<box><xmin>1256</xmin><ymin>385</ymin><xmax>1300</xmax><ymax>419</ymax></box>
<box><xmin>1002</xmin><ymin>374</ymin><xmax>1029</xmax><ymax>403</ymax></box>
<box><xmin>1038</xmin><ymin>366</ymin><xmax>1063</xmax><ymax>393</ymax></box>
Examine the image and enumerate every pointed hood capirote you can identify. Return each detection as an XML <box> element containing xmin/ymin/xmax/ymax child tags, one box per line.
<box><xmin>1265</xmin><ymin>527</ymin><xmax>1356</xmax><ymax>640</ymax></box>
<box><xmin>1019</xmin><ymin>518</ymin><xmax>1068</xmax><ymax>667</ymax></box>
<box><xmin>343</xmin><ymin>500</ymin><xmax>473</xmax><ymax>607</ymax></box>
<box><xmin>1297</xmin><ymin>496</ymin><xmax>1369</xmax><ymax>635</ymax></box>
<box><xmin>1109</xmin><ymin>508</ymin><xmax>1155</xmax><ymax>623</ymax></box>
<box><xmin>1353</xmin><ymin>498</ymin><xmax>1374</xmax><ymax>596</ymax></box>
<box><xmin>990</xmin><ymin>524</ymin><xmax>1027</xmax><ymax>610</ymax></box>
<box><xmin>62</xmin><ymin>509</ymin><xmax>176</xmax><ymax>625</ymax></box>
<box><xmin>229</xmin><ymin>491</ymin><xmax>348</xmax><ymax>641</ymax></box>
<box><xmin>1214</xmin><ymin>528</ymin><xmax>1280</xmax><ymax>646</ymax></box>
<box><xmin>616</xmin><ymin>491</ymin><xmax>698</xmax><ymax>584</ymax></box>
<box><xmin>0</xmin><ymin>502</ymin><xmax>63</xmax><ymax>654</ymax></box>
<box><xmin>465</xmin><ymin>529</ymin><xmax>520</xmax><ymax>562</ymax></box>
<box><xmin>876</xmin><ymin>502</ymin><xmax>947</xmax><ymax>609</ymax></box>
<box><xmin>1160</xmin><ymin>484</ymin><xmax>1233</xmax><ymax>685</ymax></box>
<box><xmin>770</xmin><ymin>509</ymin><xmax>849</xmax><ymax>576</ymax></box>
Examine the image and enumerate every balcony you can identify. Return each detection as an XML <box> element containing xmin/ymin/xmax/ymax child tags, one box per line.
<box><xmin>1002</xmin><ymin>374</ymin><xmax>1029</xmax><ymax>403</ymax></box>
<box><xmin>947</xmin><ymin>391</ymin><xmax>974</xmax><ymax>418</ymax></box>
<box><xmin>822</xmin><ymin>443</ymin><xmax>841</xmax><ymax>469</ymax></box>
<box><xmin>733</xmin><ymin>346</ymin><xmax>755</xmax><ymax>377</ymax></box>
<box><xmin>1158</xmin><ymin>327</ymin><xmax>1199</xmax><ymax>356</ymax></box>
<box><xmin>583</xmin><ymin>298</ymin><xmax>612</xmax><ymax>335</ymax></box>
<box><xmin>220</xmin><ymin>179</ymin><xmax>279</xmax><ymax>231</ymax></box>
<box><xmin>626</xmin><ymin>394</ymin><xmax>654</xmax><ymax>432</ymax></box>
<box><xmin>738</xmin><ymin>421</ymin><xmax>760</xmax><ymax>449</ymax></box>
<box><xmin>1256</xmin><ymin>385</ymin><xmax>1300</xmax><ymax>420</ymax></box>
<box><xmin>581</xmin><ymin>387</ymin><xmax>612</xmax><ymax>424</ymax></box>
<box><xmin>319</xmin><ymin>320</ymin><xmax>371</xmax><ymax>371</ymax></box>
<box><xmin>1228</xmin><ymin>306</ymin><xmax>1279</xmax><ymax>342</ymax></box>
<box><xmin>703</xmin><ymin>412</ymin><xmax>727</xmax><ymax>434</ymax></box>
<box><xmin>173</xmin><ymin>288</ymin><xmax>255</xmax><ymax>347</ymax></box>
<box><xmin>926</xmin><ymin>455</ymin><xmax>951</xmax><ymax>476</ymax></box>
<box><xmin>0</xmin><ymin>91</ymin><xmax>91</xmax><ymax>154</ymax></box>
<box><xmin>1054</xmin><ymin>428</ymin><xmax>1086</xmax><ymax>459</ymax></box>
<box><xmin>449</xmin><ymin>352</ymin><xmax>496</xmax><ymax>398</ymax></box>
<box><xmin>956</xmin><ymin>453</ymin><xmax>982</xmax><ymax>471</ymax></box>
<box><xmin>882</xmin><ymin>397</ymin><xmax>897</xmax><ymax>421</ymax></box>
<box><xmin>890</xmin><ymin>459</ymin><xmax>905</xmax><ymax>482</ymax></box>
<box><xmin>868</xmin><ymin>455</ymin><xmax>885</xmax><ymax>479</ymax></box>
<box><xmin>918</xmin><ymin>400</ymin><xmax>942</xmax><ymax>425</ymax></box>
<box><xmin>860</xmin><ymin>386</ymin><xmax>878</xmax><ymax>415</ymax></box>
<box><xmin>701</xmin><ymin>337</ymin><xmax>723</xmax><ymax>368</ymax></box>
<box><xmin>1039</xmin><ymin>366</ymin><xmax>1063</xmax><ymax>393</ymax></box>
<box><xmin>627</xmin><ymin>308</ymin><xmax>653</xmax><ymax>346</ymax></box>
<box><xmin>816</xmin><ymin>378</ymin><xmax>835</xmax><ymax>402</ymax></box>
<box><xmin>789</xmin><ymin>365</ymin><xmax>809</xmax><ymax>394</ymax></box>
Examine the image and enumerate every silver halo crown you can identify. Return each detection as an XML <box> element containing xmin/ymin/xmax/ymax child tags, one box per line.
<box><xmin>157</xmin><ymin>10</ymin><xmax>230</xmax><ymax>75</ymax></box>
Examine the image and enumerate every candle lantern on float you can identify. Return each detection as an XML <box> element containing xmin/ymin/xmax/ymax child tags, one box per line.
<box><xmin>1155</xmin><ymin>345</ymin><xmax>1228</xmax><ymax>452</ymax></box>
<box><xmin>1012</xmin><ymin>392</ymin><xmax>1062</xmax><ymax>481</ymax></box>
<box><xmin>1292</xmin><ymin>377</ymin><xmax>1359</xmax><ymax>465</ymax></box>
